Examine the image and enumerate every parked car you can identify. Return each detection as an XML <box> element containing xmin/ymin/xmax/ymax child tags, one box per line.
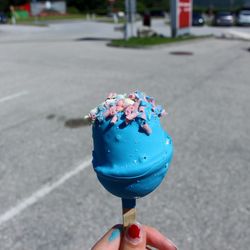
<box><xmin>237</xmin><ymin>10</ymin><xmax>250</xmax><ymax>26</ymax></box>
<box><xmin>192</xmin><ymin>12</ymin><xmax>205</xmax><ymax>26</ymax></box>
<box><xmin>0</xmin><ymin>12</ymin><xmax>8</xmax><ymax>24</ymax></box>
<box><xmin>213</xmin><ymin>12</ymin><xmax>235</xmax><ymax>26</ymax></box>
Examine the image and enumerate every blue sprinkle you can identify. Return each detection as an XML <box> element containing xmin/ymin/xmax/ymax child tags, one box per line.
<box><xmin>140</xmin><ymin>100</ymin><xmax>147</xmax><ymax>107</ymax></box>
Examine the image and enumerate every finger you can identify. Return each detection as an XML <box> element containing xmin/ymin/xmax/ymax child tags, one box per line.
<box><xmin>144</xmin><ymin>225</ymin><xmax>177</xmax><ymax>250</ymax></box>
<box><xmin>119</xmin><ymin>222</ymin><xmax>146</xmax><ymax>250</ymax></box>
<box><xmin>91</xmin><ymin>224</ymin><xmax>122</xmax><ymax>250</ymax></box>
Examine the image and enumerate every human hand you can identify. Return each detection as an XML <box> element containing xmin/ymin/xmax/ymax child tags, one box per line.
<box><xmin>91</xmin><ymin>223</ymin><xmax>177</xmax><ymax>250</ymax></box>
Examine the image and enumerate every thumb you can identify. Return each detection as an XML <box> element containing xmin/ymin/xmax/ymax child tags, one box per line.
<box><xmin>119</xmin><ymin>223</ymin><xmax>146</xmax><ymax>250</ymax></box>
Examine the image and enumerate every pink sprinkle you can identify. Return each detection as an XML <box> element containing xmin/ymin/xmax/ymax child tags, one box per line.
<box><xmin>161</xmin><ymin>110</ymin><xmax>167</xmax><ymax>116</ymax></box>
<box><xmin>116</xmin><ymin>106</ymin><xmax>124</xmax><ymax>112</ymax></box>
<box><xmin>109</xmin><ymin>106</ymin><xmax>117</xmax><ymax>116</ymax></box>
<box><xmin>107</xmin><ymin>92</ymin><xmax>116</xmax><ymax>99</ymax></box>
<box><xmin>142</xmin><ymin>123</ymin><xmax>152</xmax><ymax>135</ymax></box>
<box><xmin>139</xmin><ymin>106</ymin><xmax>145</xmax><ymax>112</ymax></box>
<box><xmin>125</xmin><ymin>105</ymin><xmax>133</xmax><ymax>116</ymax></box>
<box><xmin>129</xmin><ymin>93</ymin><xmax>136</xmax><ymax>99</ymax></box>
<box><xmin>149</xmin><ymin>98</ymin><xmax>155</xmax><ymax>106</ymax></box>
<box><xmin>111</xmin><ymin>115</ymin><xmax>118</xmax><ymax>124</ymax></box>
<box><xmin>117</xmin><ymin>99</ymin><xmax>124</xmax><ymax>107</ymax></box>
<box><xmin>104</xmin><ymin>110</ymin><xmax>110</xmax><ymax>118</ymax></box>
<box><xmin>133</xmin><ymin>101</ymin><xmax>139</xmax><ymax>110</ymax></box>
<box><xmin>90</xmin><ymin>113</ymin><xmax>96</xmax><ymax>121</ymax></box>
<box><xmin>125</xmin><ymin>110</ymin><xmax>130</xmax><ymax>116</ymax></box>
<box><xmin>140</xmin><ymin>112</ymin><xmax>146</xmax><ymax>120</ymax></box>
<box><xmin>126</xmin><ymin>112</ymin><xmax>138</xmax><ymax>121</ymax></box>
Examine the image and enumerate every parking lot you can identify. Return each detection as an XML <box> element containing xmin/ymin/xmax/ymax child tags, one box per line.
<box><xmin>0</xmin><ymin>20</ymin><xmax>250</xmax><ymax>250</ymax></box>
<box><xmin>1</xmin><ymin>18</ymin><xmax>250</xmax><ymax>41</ymax></box>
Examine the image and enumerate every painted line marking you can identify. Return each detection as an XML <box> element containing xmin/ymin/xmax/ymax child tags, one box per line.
<box><xmin>0</xmin><ymin>91</ymin><xmax>29</xmax><ymax>104</ymax></box>
<box><xmin>0</xmin><ymin>158</ymin><xmax>92</xmax><ymax>227</ymax></box>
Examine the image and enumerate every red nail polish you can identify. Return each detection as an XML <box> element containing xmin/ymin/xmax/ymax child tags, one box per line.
<box><xmin>127</xmin><ymin>224</ymin><xmax>141</xmax><ymax>239</ymax></box>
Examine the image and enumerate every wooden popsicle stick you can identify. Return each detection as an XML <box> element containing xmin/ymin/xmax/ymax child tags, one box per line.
<box><xmin>122</xmin><ymin>198</ymin><xmax>136</xmax><ymax>228</ymax></box>
<box><xmin>123</xmin><ymin>207</ymin><xmax>136</xmax><ymax>228</ymax></box>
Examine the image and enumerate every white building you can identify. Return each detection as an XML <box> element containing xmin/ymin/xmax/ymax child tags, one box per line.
<box><xmin>30</xmin><ymin>1</ymin><xmax>66</xmax><ymax>16</ymax></box>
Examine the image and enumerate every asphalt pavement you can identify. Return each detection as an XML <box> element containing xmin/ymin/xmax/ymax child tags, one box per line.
<box><xmin>0</xmin><ymin>20</ymin><xmax>249</xmax><ymax>250</ymax></box>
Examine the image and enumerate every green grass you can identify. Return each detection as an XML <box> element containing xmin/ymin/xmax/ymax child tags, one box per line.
<box><xmin>15</xmin><ymin>14</ymin><xmax>128</xmax><ymax>26</ymax></box>
<box><xmin>15</xmin><ymin>14</ymin><xmax>87</xmax><ymax>25</ymax></box>
<box><xmin>110</xmin><ymin>35</ymin><xmax>212</xmax><ymax>48</ymax></box>
<box><xmin>96</xmin><ymin>16</ymin><xmax>125</xmax><ymax>24</ymax></box>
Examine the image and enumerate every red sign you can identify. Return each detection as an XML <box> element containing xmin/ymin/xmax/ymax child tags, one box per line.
<box><xmin>178</xmin><ymin>0</ymin><xmax>192</xmax><ymax>29</ymax></box>
<box><xmin>18</xmin><ymin>3</ymin><xmax>31</xmax><ymax>14</ymax></box>
<box><xmin>171</xmin><ymin>0</ymin><xmax>192</xmax><ymax>37</ymax></box>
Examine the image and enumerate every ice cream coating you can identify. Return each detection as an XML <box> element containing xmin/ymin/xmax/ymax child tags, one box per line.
<box><xmin>90</xmin><ymin>91</ymin><xmax>173</xmax><ymax>199</ymax></box>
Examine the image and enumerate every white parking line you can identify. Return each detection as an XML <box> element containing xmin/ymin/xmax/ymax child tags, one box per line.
<box><xmin>0</xmin><ymin>91</ymin><xmax>29</xmax><ymax>104</ymax></box>
<box><xmin>0</xmin><ymin>158</ymin><xmax>92</xmax><ymax>227</ymax></box>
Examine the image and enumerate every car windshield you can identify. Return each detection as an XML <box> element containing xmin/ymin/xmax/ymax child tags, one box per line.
<box><xmin>240</xmin><ymin>11</ymin><xmax>250</xmax><ymax>15</ymax></box>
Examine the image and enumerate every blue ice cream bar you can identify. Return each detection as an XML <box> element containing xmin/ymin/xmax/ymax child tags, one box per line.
<box><xmin>87</xmin><ymin>91</ymin><xmax>173</xmax><ymax>200</ymax></box>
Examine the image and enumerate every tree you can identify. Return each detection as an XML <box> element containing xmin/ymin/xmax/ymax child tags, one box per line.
<box><xmin>0</xmin><ymin>0</ymin><xmax>10</xmax><ymax>12</ymax></box>
<box><xmin>0</xmin><ymin>0</ymin><xmax>171</xmax><ymax>13</ymax></box>
<box><xmin>112</xmin><ymin>0</ymin><xmax>170</xmax><ymax>13</ymax></box>
<box><xmin>66</xmin><ymin>0</ymin><xmax>107</xmax><ymax>13</ymax></box>
<box><xmin>0</xmin><ymin>0</ymin><xmax>29</xmax><ymax>12</ymax></box>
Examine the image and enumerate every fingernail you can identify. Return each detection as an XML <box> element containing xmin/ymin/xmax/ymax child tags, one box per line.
<box><xmin>108</xmin><ymin>228</ymin><xmax>121</xmax><ymax>242</ymax></box>
<box><xmin>125</xmin><ymin>223</ymin><xmax>143</xmax><ymax>245</ymax></box>
<box><xmin>168</xmin><ymin>239</ymin><xmax>178</xmax><ymax>250</ymax></box>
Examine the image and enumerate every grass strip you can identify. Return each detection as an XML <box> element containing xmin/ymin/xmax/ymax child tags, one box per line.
<box><xmin>110</xmin><ymin>35</ymin><xmax>212</xmax><ymax>48</ymax></box>
<box><xmin>16</xmin><ymin>14</ymin><xmax>87</xmax><ymax>25</ymax></box>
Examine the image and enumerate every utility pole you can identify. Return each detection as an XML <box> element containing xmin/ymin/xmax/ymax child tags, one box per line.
<box><xmin>33</xmin><ymin>0</ymin><xmax>38</xmax><ymax>24</ymax></box>
<box><xmin>124</xmin><ymin>0</ymin><xmax>136</xmax><ymax>40</ymax></box>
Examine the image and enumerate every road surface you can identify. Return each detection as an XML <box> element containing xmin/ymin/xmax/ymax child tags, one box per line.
<box><xmin>0</xmin><ymin>20</ymin><xmax>249</xmax><ymax>250</ymax></box>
